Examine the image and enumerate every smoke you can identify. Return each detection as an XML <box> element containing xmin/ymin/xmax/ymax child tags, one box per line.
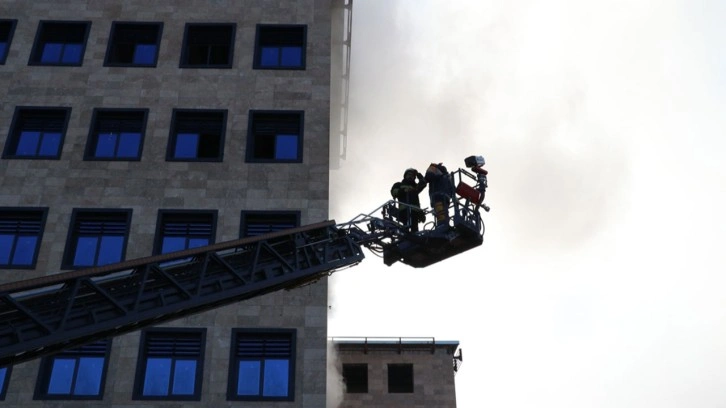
<box><xmin>331</xmin><ymin>0</ymin><xmax>634</xmax><ymax>252</ymax></box>
<box><xmin>326</xmin><ymin>340</ymin><xmax>345</xmax><ymax>408</ymax></box>
<box><xmin>330</xmin><ymin>1</ymin><xmax>726</xmax><ymax>408</ymax></box>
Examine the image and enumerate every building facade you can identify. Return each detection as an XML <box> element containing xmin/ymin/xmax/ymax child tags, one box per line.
<box><xmin>0</xmin><ymin>1</ymin><xmax>348</xmax><ymax>406</ymax></box>
<box><xmin>332</xmin><ymin>337</ymin><xmax>460</xmax><ymax>408</ymax></box>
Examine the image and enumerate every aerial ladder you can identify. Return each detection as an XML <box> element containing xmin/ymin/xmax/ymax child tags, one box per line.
<box><xmin>0</xmin><ymin>160</ymin><xmax>488</xmax><ymax>367</ymax></box>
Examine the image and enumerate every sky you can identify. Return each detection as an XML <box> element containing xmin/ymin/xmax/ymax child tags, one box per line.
<box><xmin>327</xmin><ymin>1</ymin><xmax>726</xmax><ymax>407</ymax></box>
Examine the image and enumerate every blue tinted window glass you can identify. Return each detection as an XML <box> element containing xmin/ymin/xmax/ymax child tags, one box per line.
<box><xmin>0</xmin><ymin>235</ymin><xmax>13</xmax><ymax>264</ymax></box>
<box><xmin>174</xmin><ymin>133</ymin><xmax>198</xmax><ymax>158</ymax></box>
<box><xmin>97</xmin><ymin>235</ymin><xmax>124</xmax><ymax>266</ymax></box>
<box><xmin>12</xmin><ymin>236</ymin><xmax>38</xmax><ymax>265</ymax></box>
<box><xmin>275</xmin><ymin>134</ymin><xmax>298</xmax><ymax>160</ymax></box>
<box><xmin>16</xmin><ymin>131</ymin><xmax>40</xmax><ymax>156</ymax></box>
<box><xmin>47</xmin><ymin>358</ymin><xmax>76</xmax><ymax>394</ymax></box>
<box><xmin>95</xmin><ymin>132</ymin><xmax>117</xmax><ymax>157</ymax></box>
<box><xmin>161</xmin><ymin>236</ymin><xmax>186</xmax><ymax>254</ymax></box>
<box><xmin>0</xmin><ymin>43</ymin><xmax>7</xmax><ymax>61</ymax></box>
<box><xmin>143</xmin><ymin>357</ymin><xmax>171</xmax><ymax>396</ymax></box>
<box><xmin>133</xmin><ymin>44</ymin><xmax>156</xmax><ymax>65</ymax></box>
<box><xmin>73</xmin><ymin>356</ymin><xmax>104</xmax><ymax>395</ymax></box>
<box><xmin>61</xmin><ymin>43</ymin><xmax>83</xmax><ymax>64</ymax></box>
<box><xmin>41</xmin><ymin>43</ymin><xmax>62</xmax><ymax>63</ymax></box>
<box><xmin>260</xmin><ymin>47</ymin><xmax>279</xmax><ymax>67</ymax></box>
<box><xmin>73</xmin><ymin>236</ymin><xmax>98</xmax><ymax>266</ymax></box>
<box><xmin>263</xmin><ymin>359</ymin><xmax>289</xmax><ymax>397</ymax></box>
<box><xmin>172</xmin><ymin>359</ymin><xmax>196</xmax><ymax>395</ymax></box>
<box><xmin>188</xmin><ymin>238</ymin><xmax>209</xmax><ymax>249</ymax></box>
<box><xmin>280</xmin><ymin>47</ymin><xmax>302</xmax><ymax>67</ymax></box>
<box><xmin>117</xmin><ymin>132</ymin><xmax>141</xmax><ymax>158</ymax></box>
<box><xmin>237</xmin><ymin>361</ymin><xmax>261</xmax><ymax>395</ymax></box>
<box><xmin>39</xmin><ymin>132</ymin><xmax>62</xmax><ymax>156</ymax></box>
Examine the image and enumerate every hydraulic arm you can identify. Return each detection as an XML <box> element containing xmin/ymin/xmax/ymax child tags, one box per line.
<box><xmin>0</xmin><ymin>221</ymin><xmax>363</xmax><ymax>366</ymax></box>
<box><xmin>0</xmin><ymin>164</ymin><xmax>488</xmax><ymax>366</ymax></box>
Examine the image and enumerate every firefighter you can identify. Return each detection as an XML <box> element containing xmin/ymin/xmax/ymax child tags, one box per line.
<box><xmin>390</xmin><ymin>168</ymin><xmax>427</xmax><ymax>232</ymax></box>
<box><xmin>425</xmin><ymin>163</ymin><xmax>454</xmax><ymax>227</ymax></box>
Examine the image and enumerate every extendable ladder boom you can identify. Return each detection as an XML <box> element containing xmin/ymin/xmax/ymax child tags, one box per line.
<box><xmin>0</xmin><ymin>221</ymin><xmax>364</xmax><ymax>366</ymax></box>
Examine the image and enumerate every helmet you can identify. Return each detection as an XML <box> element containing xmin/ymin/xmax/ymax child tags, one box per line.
<box><xmin>403</xmin><ymin>168</ymin><xmax>417</xmax><ymax>178</ymax></box>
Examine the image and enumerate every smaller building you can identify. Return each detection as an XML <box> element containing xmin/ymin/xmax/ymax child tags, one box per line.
<box><xmin>331</xmin><ymin>337</ymin><xmax>461</xmax><ymax>408</ymax></box>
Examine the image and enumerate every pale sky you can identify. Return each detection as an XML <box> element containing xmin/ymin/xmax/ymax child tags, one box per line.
<box><xmin>328</xmin><ymin>1</ymin><xmax>726</xmax><ymax>407</ymax></box>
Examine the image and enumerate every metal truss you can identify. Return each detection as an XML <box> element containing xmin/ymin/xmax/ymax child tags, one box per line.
<box><xmin>0</xmin><ymin>221</ymin><xmax>364</xmax><ymax>366</ymax></box>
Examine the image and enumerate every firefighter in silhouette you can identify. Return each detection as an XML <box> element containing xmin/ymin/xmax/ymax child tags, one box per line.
<box><xmin>390</xmin><ymin>168</ymin><xmax>427</xmax><ymax>232</ymax></box>
<box><xmin>425</xmin><ymin>162</ymin><xmax>454</xmax><ymax>227</ymax></box>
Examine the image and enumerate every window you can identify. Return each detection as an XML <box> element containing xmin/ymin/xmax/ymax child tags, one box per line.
<box><xmin>0</xmin><ymin>19</ymin><xmax>17</xmax><ymax>64</ymax></box>
<box><xmin>240</xmin><ymin>211</ymin><xmax>300</xmax><ymax>237</ymax></box>
<box><xmin>343</xmin><ymin>364</ymin><xmax>368</xmax><ymax>393</ymax></box>
<box><xmin>0</xmin><ymin>366</ymin><xmax>11</xmax><ymax>400</ymax></box>
<box><xmin>61</xmin><ymin>209</ymin><xmax>132</xmax><ymax>269</ymax></box>
<box><xmin>85</xmin><ymin>109</ymin><xmax>147</xmax><ymax>160</ymax></box>
<box><xmin>105</xmin><ymin>22</ymin><xmax>162</xmax><ymax>66</ymax></box>
<box><xmin>228</xmin><ymin>329</ymin><xmax>295</xmax><ymax>401</ymax></box>
<box><xmin>388</xmin><ymin>364</ymin><xmax>413</xmax><ymax>393</ymax></box>
<box><xmin>254</xmin><ymin>25</ymin><xmax>306</xmax><ymax>69</ymax></box>
<box><xmin>34</xmin><ymin>340</ymin><xmax>111</xmax><ymax>400</ymax></box>
<box><xmin>2</xmin><ymin>107</ymin><xmax>70</xmax><ymax>159</ymax></box>
<box><xmin>246</xmin><ymin>111</ymin><xmax>303</xmax><ymax>163</ymax></box>
<box><xmin>0</xmin><ymin>207</ymin><xmax>48</xmax><ymax>269</ymax></box>
<box><xmin>29</xmin><ymin>21</ymin><xmax>90</xmax><ymax>66</ymax></box>
<box><xmin>153</xmin><ymin>210</ymin><xmax>217</xmax><ymax>255</ymax></box>
<box><xmin>180</xmin><ymin>23</ymin><xmax>235</xmax><ymax>68</ymax></box>
<box><xmin>134</xmin><ymin>329</ymin><xmax>206</xmax><ymax>400</ymax></box>
<box><xmin>167</xmin><ymin>109</ymin><xmax>226</xmax><ymax>161</ymax></box>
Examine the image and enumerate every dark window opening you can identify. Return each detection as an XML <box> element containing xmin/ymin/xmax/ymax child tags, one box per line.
<box><xmin>240</xmin><ymin>211</ymin><xmax>300</xmax><ymax>237</ymax></box>
<box><xmin>228</xmin><ymin>329</ymin><xmax>295</xmax><ymax>401</ymax></box>
<box><xmin>0</xmin><ymin>20</ymin><xmax>17</xmax><ymax>64</ymax></box>
<box><xmin>154</xmin><ymin>211</ymin><xmax>216</xmax><ymax>256</ymax></box>
<box><xmin>134</xmin><ymin>329</ymin><xmax>205</xmax><ymax>400</ymax></box>
<box><xmin>167</xmin><ymin>110</ymin><xmax>226</xmax><ymax>161</ymax></box>
<box><xmin>180</xmin><ymin>24</ymin><xmax>235</xmax><ymax>68</ymax></box>
<box><xmin>85</xmin><ymin>109</ymin><xmax>147</xmax><ymax>160</ymax></box>
<box><xmin>29</xmin><ymin>21</ymin><xmax>90</xmax><ymax>66</ymax></box>
<box><xmin>0</xmin><ymin>366</ymin><xmax>11</xmax><ymax>400</ymax></box>
<box><xmin>105</xmin><ymin>22</ymin><xmax>162</xmax><ymax>66</ymax></box>
<box><xmin>62</xmin><ymin>209</ymin><xmax>132</xmax><ymax>269</ymax></box>
<box><xmin>388</xmin><ymin>364</ymin><xmax>413</xmax><ymax>393</ymax></box>
<box><xmin>343</xmin><ymin>364</ymin><xmax>368</xmax><ymax>393</ymax></box>
<box><xmin>246</xmin><ymin>111</ymin><xmax>303</xmax><ymax>163</ymax></box>
<box><xmin>2</xmin><ymin>107</ymin><xmax>70</xmax><ymax>159</ymax></box>
<box><xmin>34</xmin><ymin>340</ymin><xmax>111</xmax><ymax>400</ymax></box>
<box><xmin>254</xmin><ymin>25</ymin><xmax>306</xmax><ymax>69</ymax></box>
<box><xmin>0</xmin><ymin>208</ymin><xmax>47</xmax><ymax>269</ymax></box>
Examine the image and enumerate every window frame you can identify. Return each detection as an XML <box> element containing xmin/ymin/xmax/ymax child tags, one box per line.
<box><xmin>133</xmin><ymin>328</ymin><xmax>206</xmax><ymax>401</ymax></box>
<box><xmin>253</xmin><ymin>24</ymin><xmax>307</xmax><ymax>70</ymax></box>
<box><xmin>152</xmin><ymin>210</ymin><xmax>218</xmax><ymax>256</ymax></box>
<box><xmin>0</xmin><ymin>207</ymin><xmax>48</xmax><ymax>269</ymax></box>
<box><xmin>166</xmin><ymin>109</ymin><xmax>227</xmax><ymax>162</ymax></box>
<box><xmin>387</xmin><ymin>363</ymin><xmax>414</xmax><ymax>393</ymax></box>
<box><xmin>227</xmin><ymin>328</ymin><xmax>296</xmax><ymax>401</ymax></box>
<box><xmin>179</xmin><ymin>23</ymin><xmax>236</xmax><ymax>68</ymax></box>
<box><xmin>245</xmin><ymin>110</ymin><xmax>304</xmax><ymax>163</ymax></box>
<box><xmin>33</xmin><ymin>340</ymin><xmax>112</xmax><ymax>400</ymax></box>
<box><xmin>0</xmin><ymin>19</ymin><xmax>18</xmax><ymax>65</ymax></box>
<box><xmin>342</xmin><ymin>363</ymin><xmax>368</xmax><ymax>393</ymax></box>
<box><xmin>28</xmin><ymin>20</ymin><xmax>91</xmax><ymax>66</ymax></box>
<box><xmin>84</xmin><ymin>108</ymin><xmax>148</xmax><ymax>161</ymax></box>
<box><xmin>61</xmin><ymin>208</ymin><xmax>132</xmax><ymax>270</ymax></box>
<box><xmin>239</xmin><ymin>211</ymin><xmax>300</xmax><ymax>238</ymax></box>
<box><xmin>0</xmin><ymin>366</ymin><xmax>12</xmax><ymax>400</ymax></box>
<box><xmin>104</xmin><ymin>21</ymin><xmax>163</xmax><ymax>67</ymax></box>
<box><xmin>2</xmin><ymin>106</ymin><xmax>71</xmax><ymax>160</ymax></box>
